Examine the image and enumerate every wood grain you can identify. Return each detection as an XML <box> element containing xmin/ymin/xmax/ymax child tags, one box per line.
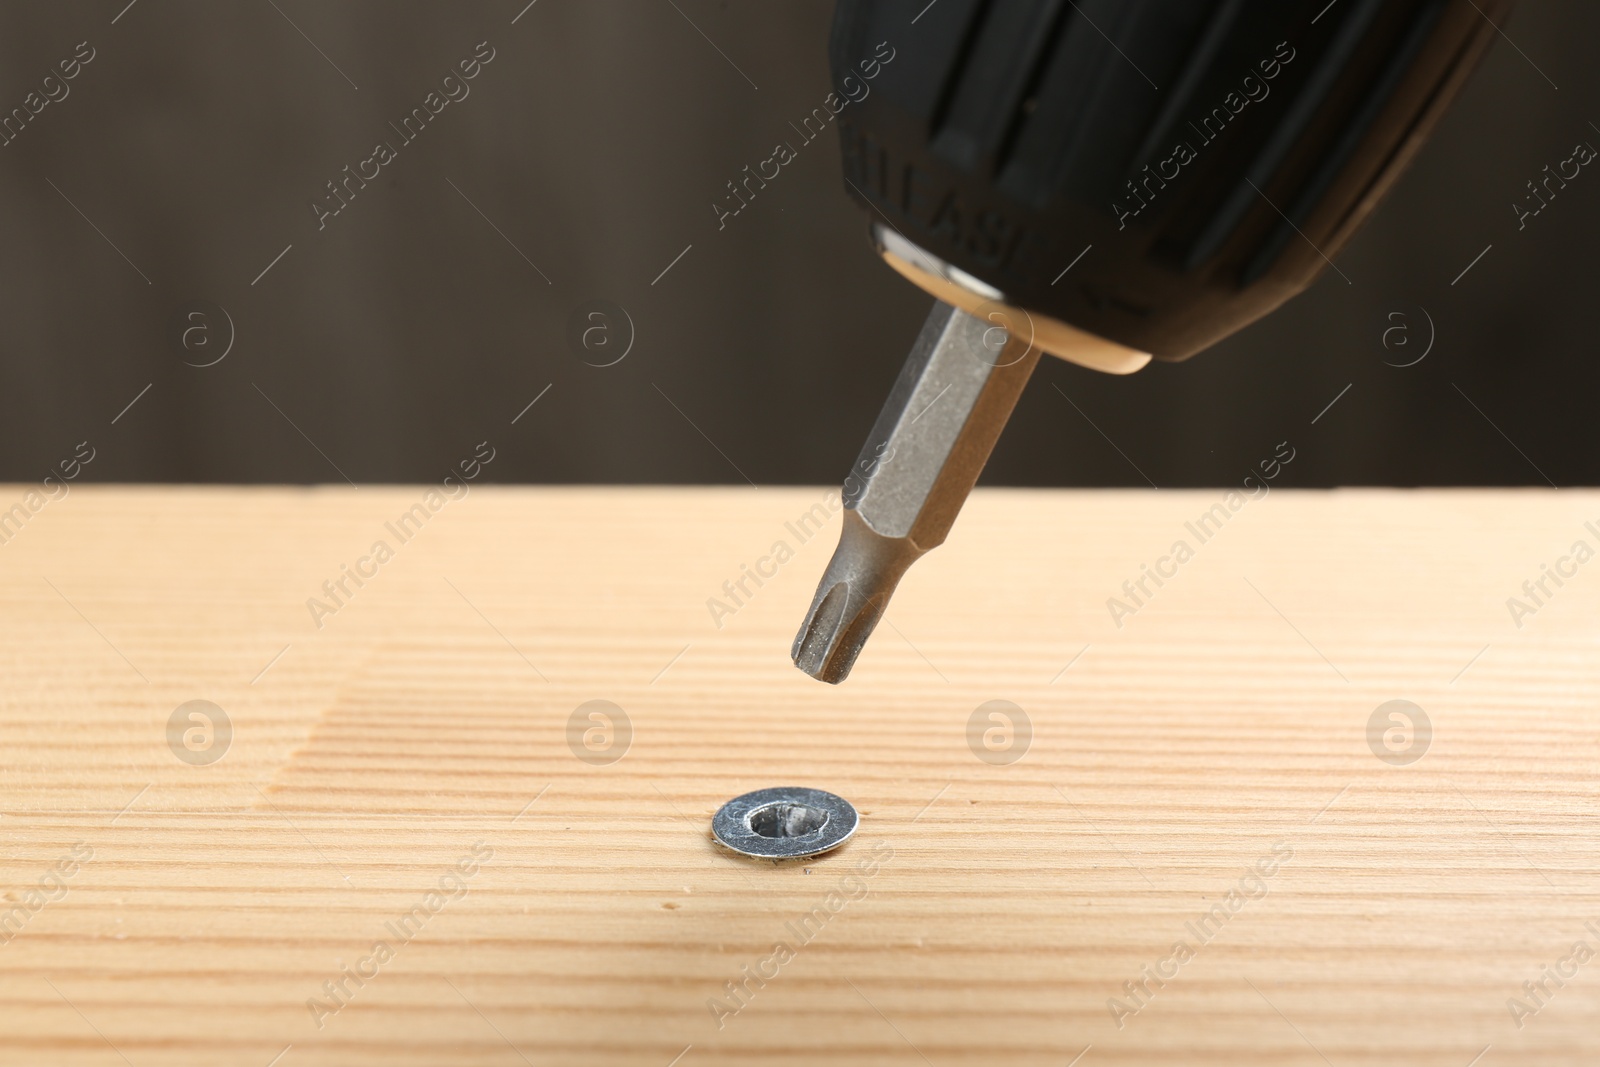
<box><xmin>1</xmin><ymin>485</ymin><xmax>1597</xmax><ymax>1065</ymax></box>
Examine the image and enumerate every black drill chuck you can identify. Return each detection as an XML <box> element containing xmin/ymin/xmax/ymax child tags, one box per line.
<box><xmin>830</xmin><ymin>0</ymin><xmax>1509</xmax><ymax>359</ymax></box>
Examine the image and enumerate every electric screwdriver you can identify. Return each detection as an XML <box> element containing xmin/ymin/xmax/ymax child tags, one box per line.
<box><xmin>794</xmin><ymin>0</ymin><xmax>1512</xmax><ymax>683</ymax></box>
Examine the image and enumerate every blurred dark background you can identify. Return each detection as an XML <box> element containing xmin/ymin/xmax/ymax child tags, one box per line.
<box><xmin>0</xmin><ymin>0</ymin><xmax>1593</xmax><ymax>488</ymax></box>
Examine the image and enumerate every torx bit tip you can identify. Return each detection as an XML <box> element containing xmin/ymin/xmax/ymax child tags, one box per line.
<box><xmin>791</xmin><ymin>300</ymin><xmax>1041</xmax><ymax>684</ymax></box>
<box><xmin>791</xmin><ymin>511</ymin><xmax>923</xmax><ymax>684</ymax></box>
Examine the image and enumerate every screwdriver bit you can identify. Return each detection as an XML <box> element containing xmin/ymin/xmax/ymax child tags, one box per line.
<box><xmin>792</xmin><ymin>300</ymin><xmax>1041</xmax><ymax>683</ymax></box>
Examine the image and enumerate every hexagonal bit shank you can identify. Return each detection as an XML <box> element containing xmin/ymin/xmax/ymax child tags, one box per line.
<box><xmin>792</xmin><ymin>300</ymin><xmax>1042</xmax><ymax>683</ymax></box>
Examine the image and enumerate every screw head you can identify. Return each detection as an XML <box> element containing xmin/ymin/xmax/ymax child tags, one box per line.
<box><xmin>712</xmin><ymin>787</ymin><xmax>858</xmax><ymax>860</ymax></box>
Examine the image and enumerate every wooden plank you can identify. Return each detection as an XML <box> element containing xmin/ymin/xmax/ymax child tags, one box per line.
<box><xmin>0</xmin><ymin>486</ymin><xmax>1596</xmax><ymax>1065</ymax></box>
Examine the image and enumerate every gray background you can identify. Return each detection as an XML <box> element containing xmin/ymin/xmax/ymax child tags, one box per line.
<box><xmin>0</xmin><ymin>0</ymin><xmax>1592</xmax><ymax>488</ymax></box>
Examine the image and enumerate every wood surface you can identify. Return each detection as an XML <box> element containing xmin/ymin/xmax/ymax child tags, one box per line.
<box><xmin>1</xmin><ymin>485</ymin><xmax>1597</xmax><ymax>1066</ymax></box>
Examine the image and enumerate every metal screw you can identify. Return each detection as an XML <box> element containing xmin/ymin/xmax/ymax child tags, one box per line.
<box><xmin>712</xmin><ymin>787</ymin><xmax>858</xmax><ymax>860</ymax></box>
